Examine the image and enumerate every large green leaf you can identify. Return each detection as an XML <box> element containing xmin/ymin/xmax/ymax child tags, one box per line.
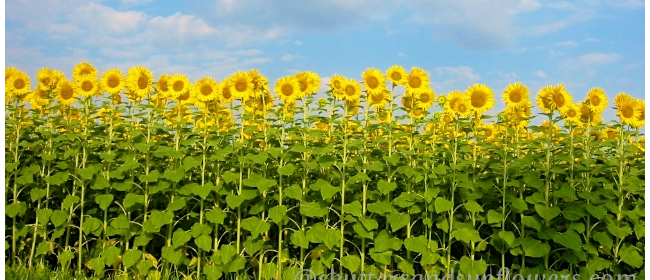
<box><xmin>241</xmin><ymin>216</ymin><xmax>270</xmax><ymax>238</ymax></box>
<box><xmin>522</xmin><ymin>237</ymin><xmax>551</xmax><ymax>258</ymax></box>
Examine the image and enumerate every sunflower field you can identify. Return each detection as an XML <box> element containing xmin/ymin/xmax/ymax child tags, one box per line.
<box><xmin>4</xmin><ymin>63</ymin><xmax>645</xmax><ymax>280</ymax></box>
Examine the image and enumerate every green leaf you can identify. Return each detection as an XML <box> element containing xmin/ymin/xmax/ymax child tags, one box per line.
<box><xmin>36</xmin><ymin>209</ymin><xmax>53</xmax><ymax>223</ymax></box>
<box><xmin>290</xmin><ymin>230</ymin><xmax>309</xmax><ymax>249</ymax></box>
<box><xmin>268</xmin><ymin>205</ymin><xmax>287</xmax><ymax>224</ymax></box>
<box><xmin>122</xmin><ymin>249</ymin><xmax>142</xmax><ymax>269</ymax></box>
<box><xmin>61</xmin><ymin>195</ymin><xmax>80</xmax><ymax>210</ymax></box>
<box><xmin>241</xmin><ymin>216</ymin><xmax>270</xmax><ymax>238</ymax></box>
<box><xmin>45</xmin><ymin>171</ymin><xmax>70</xmax><ymax>185</ymax></box>
<box><xmin>322</xmin><ymin>228</ymin><xmax>341</xmax><ymax>249</ymax></box>
<box><xmin>204</xmin><ymin>264</ymin><xmax>223</xmax><ymax>280</ymax></box>
<box><xmin>434</xmin><ymin>197</ymin><xmax>453</xmax><ymax>213</ymax></box>
<box><xmin>110</xmin><ymin>215</ymin><xmax>130</xmax><ymax>230</ymax></box>
<box><xmin>277</xmin><ymin>164</ymin><xmax>295</xmax><ymax>176</ymax></box>
<box><xmin>358</xmin><ymin>217</ymin><xmax>378</xmax><ymax>231</ymax></box>
<box><xmin>161</xmin><ymin>245</ymin><xmax>183</xmax><ymax>266</ymax></box>
<box><xmin>367</xmin><ymin>200</ymin><xmax>393</xmax><ymax>215</ymax></box>
<box><xmin>318</xmin><ymin>154</ymin><xmax>337</xmax><ymax>168</ymax></box>
<box><xmin>343</xmin><ymin>201</ymin><xmax>362</xmax><ymax>218</ymax></box>
<box><xmin>522</xmin><ymin>237</ymin><xmax>551</xmax><ymax>258</ymax></box>
<box><xmin>487</xmin><ymin>210</ymin><xmax>505</xmax><ymax>224</ymax></box>
<box><xmin>300</xmin><ymin>201</ymin><xmax>328</xmax><ymax>217</ymax></box>
<box><xmin>261</xmin><ymin>262</ymin><xmax>278</xmax><ymax>280</ymax></box>
<box><xmin>92</xmin><ymin>176</ymin><xmax>110</xmax><ymax>190</ymax></box>
<box><xmin>195</xmin><ymin>234</ymin><xmax>212</xmax><ymax>251</ymax></box>
<box><xmin>103</xmin><ymin>246</ymin><xmax>122</xmax><ymax>266</ymax></box>
<box><xmin>58</xmin><ymin>250</ymin><xmax>74</xmax><ymax>268</ymax></box>
<box><xmin>284</xmin><ymin>184</ymin><xmax>302</xmax><ymax>200</ymax></box>
<box><xmin>619</xmin><ymin>244</ymin><xmax>643</xmax><ymax>268</ymax></box>
<box><xmin>510</xmin><ymin>198</ymin><xmax>528</xmax><ymax>213</ymax></box>
<box><xmin>193</xmin><ymin>183</ymin><xmax>215</xmax><ymax>200</ymax></box>
<box><xmin>459</xmin><ymin>256</ymin><xmax>488</xmax><ymax>276</ymax></box>
<box><xmin>521</xmin><ymin>216</ymin><xmax>542</xmax><ymax>231</ymax></box>
<box><xmin>82</xmin><ymin>217</ymin><xmax>102</xmax><ymax>236</ymax></box>
<box><xmin>35</xmin><ymin>241</ymin><xmax>51</xmax><ymax>256</ymax></box>
<box><xmin>398</xmin><ymin>258</ymin><xmax>416</xmax><ymax>276</ymax></box>
<box><xmin>77</xmin><ymin>166</ymin><xmax>96</xmax><ymax>180</ymax></box>
<box><xmin>551</xmin><ymin>229</ymin><xmax>582</xmax><ymax>251</ymax></box>
<box><xmin>172</xmin><ymin>229</ymin><xmax>192</xmax><ymax>249</ymax></box>
<box><xmin>341</xmin><ymin>255</ymin><xmax>360</xmax><ymax>273</ymax></box>
<box><xmin>534</xmin><ymin>204</ymin><xmax>561</xmax><ymax>221</ymax></box>
<box><xmin>387</xmin><ymin>211</ymin><xmax>410</xmax><ymax>232</ymax></box>
<box><xmin>606</xmin><ymin>221</ymin><xmax>632</xmax><ymax>239</ymax></box>
<box><xmin>464</xmin><ymin>200</ymin><xmax>484</xmax><ymax>213</ymax></box>
<box><xmin>498</xmin><ymin>231</ymin><xmax>516</xmax><ymax>246</ymax></box>
<box><xmin>243</xmin><ymin>173</ymin><xmax>276</xmax><ymax>193</ymax></box>
<box><xmin>163</xmin><ymin>168</ymin><xmax>185</xmax><ymax>183</ymax></box>
<box><xmin>167</xmin><ymin>197</ymin><xmax>187</xmax><ymax>212</ymax></box>
<box><xmin>123</xmin><ymin>193</ymin><xmax>144</xmax><ymax>211</ymax></box>
<box><xmin>90</xmin><ymin>257</ymin><xmax>105</xmax><ymax>274</ymax></box>
<box><xmin>50</xmin><ymin>210</ymin><xmax>68</xmax><ymax>227</ymax></box>
<box><xmin>452</xmin><ymin>228</ymin><xmax>482</xmax><ymax>244</ymax></box>
<box><xmin>5</xmin><ymin>202</ymin><xmax>26</xmax><ymax>218</ymax></box>
<box><xmin>138</xmin><ymin>170</ymin><xmax>160</xmax><ymax>183</ymax></box>
<box><xmin>205</xmin><ymin>208</ymin><xmax>226</xmax><ymax>225</ymax></box>
<box><xmin>221</xmin><ymin>171</ymin><xmax>239</xmax><ymax>184</ymax></box>
<box><xmin>95</xmin><ymin>194</ymin><xmax>114</xmax><ymax>211</ymax></box>
<box><xmin>316</xmin><ymin>179</ymin><xmax>339</xmax><ymax>200</ymax></box>
<box><xmin>585</xmin><ymin>204</ymin><xmax>607</xmax><ymax>219</ymax></box>
<box><xmin>30</xmin><ymin>188</ymin><xmax>47</xmax><ymax>202</ymax></box>
<box><xmin>404</xmin><ymin>235</ymin><xmax>429</xmax><ymax>254</ymax></box>
<box><xmin>183</xmin><ymin>156</ymin><xmax>201</xmax><ymax>170</ymax></box>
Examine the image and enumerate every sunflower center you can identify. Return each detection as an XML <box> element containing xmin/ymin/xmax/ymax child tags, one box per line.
<box><xmin>367</xmin><ymin>76</ymin><xmax>379</xmax><ymax>89</ymax></box>
<box><xmin>159</xmin><ymin>81</ymin><xmax>168</xmax><ymax>92</ymax></box>
<box><xmin>485</xmin><ymin>129</ymin><xmax>493</xmax><ymax>137</ymax></box>
<box><xmin>282</xmin><ymin>85</ymin><xmax>294</xmax><ymax>96</ymax></box>
<box><xmin>458</xmin><ymin>104</ymin><xmax>467</xmax><ymax>113</ymax></box>
<box><xmin>420</xmin><ymin>93</ymin><xmax>430</xmax><ymax>103</ymax></box>
<box><xmin>138</xmin><ymin>76</ymin><xmax>148</xmax><ymax>90</ymax></box>
<box><xmin>590</xmin><ymin>95</ymin><xmax>601</xmax><ymax>106</ymax></box>
<box><xmin>173</xmin><ymin>80</ymin><xmax>185</xmax><ymax>92</ymax></box>
<box><xmin>223</xmin><ymin>89</ymin><xmax>232</xmax><ymax>99</ymax></box>
<box><xmin>108</xmin><ymin>77</ymin><xmax>119</xmax><ymax>88</ymax></box>
<box><xmin>179</xmin><ymin>92</ymin><xmax>189</xmax><ymax>101</ymax></box>
<box><xmin>567</xmin><ymin>109</ymin><xmax>577</xmax><ymax>118</ymax></box>
<box><xmin>622</xmin><ymin>106</ymin><xmax>634</xmax><ymax>118</ymax></box>
<box><xmin>82</xmin><ymin>81</ymin><xmax>94</xmax><ymax>92</ymax></box>
<box><xmin>391</xmin><ymin>72</ymin><xmax>402</xmax><ymax>81</ymax></box>
<box><xmin>409</xmin><ymin>76</ymin><xmax>422</xmax><ymax>88</ymax></box>
<box><xmin>200</xmin><ymin>85</ymin><xmax>213</xmax><ymax>96</ymax></box>
<box><xmin>443</xmin><ymin>114</ymin><xmax>453</xmax><ymax>124</ymax></box>
<box><xmin>472</xmin><ymin>95</ymin><xmax>486</xmax><ymax>108</ymax></box>
<box><xmin>60</xmin><ymin>86</ymin><xmax>73</xmax><ymax>99</ymax></box>
<box><xmin>42</xmin><ymin>77</ymin><xmax>51</xmax><ymax>87</ymax></box>
<box><xmin>371</xmin><ymin>93</ymin><xmax>384</xmax><ymax>103</ymax></box>
<box><xmin>345</xmin><ymin>85</ymin><xmax>356</xmax><ymax>96</ymax></box>
<box><xmin>554</xmin><ymin>93</ymin><xmax>565</xmax><ymax>107</ymax></box>
<box><xmin>510</xmin><ymin>92</ymin><xmax>522</xmax><ymax>103</ymax></box>
<box><xmin>298</xmin><ymin>81</ymin><xmax>308</xmax><ymax>92</ymax></box>
<box><xmin>235</xmin><ymin>81</ymin><xmax>247</xmax><ymax>92</ymax></box>
<box><xmin>80</xmin><ymin>69</ymin><xmax>92</xmax><ymax>75</ymax></box>
<box><xmin>333</xmin><ymin>80</ymin><xmax>341</xmax><ymax>89</ymax></box>
<box><xmin>14</xmin><ymin>79</ymin><xmax>25</xmax><ymax>90</ymax></box>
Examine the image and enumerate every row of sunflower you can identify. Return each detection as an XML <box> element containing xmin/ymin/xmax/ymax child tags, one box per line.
<box><xmin>5</xmin><ymin>62</ymin><xmax>645</xmax><ymax>280</ymax></box>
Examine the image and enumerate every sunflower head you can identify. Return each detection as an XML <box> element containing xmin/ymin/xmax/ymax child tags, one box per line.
<box><xmin>194</xmin><ymin>77</ymin><xmax>219</xmax><ymax>102</ymax></box>
<box><xmin>616</xmin><ymin>97</ymin><xmax>640</xmax><ymax>126</ymax></box>
<box><xmin>167</xmin><ymin>74</ymin><xmax>191</xmax><ymax>100</ymax></box>
<box><xmin>229</xmin><ymin>71</ymin><xmax>253</xmax><ymax>99</ymax></box>
<box><xmin>466</xmin><ymin>84</ymin><xmax>494</xmax><ymax>114</ymax></box>
<box><xmin>218</xmin><ymin>79</ymin><xmax>235</xmax><ymax>105</ymax></box>
<box><xmin>342</xmin><ymin>79</ymin><xmax>362</xmax><ymax>102</ymax></box>
<box><xmin>406</xmin><ymin>67</ymin><xmax>430</xmax><ymax>90</ymax></box>
<box><xmin>368</xmin><ymin>89</ymin><xmax>391</xmax><ymax>110</ymax></box>
<box><xmin>249</xmin><ymin>69</ymin><xmax>270</xmax><ymax>97</ymax></box>
<box><xmin>126</xmin><ymin>66</ymin><xmax>154</xmax><ymax>99</ymax></box>
<box><xmin>503</xmin><ymin>82</ymin><xmax>529</xmax><ymax>109</ymax></box>
<box><xmin>362</xmin><ymin>68</ymin><xmax>386</xmax><ymax>95</ymax></box>
<box><xmin>275</xmin><ymin>76</ymin><xmax>301</xmax><ymax>103</ymax></box>
<box><xmin>157</xmin><ymin>74</ymin><xmax>171</xmax><ymax>97</ymax></box>
<box><xmin>632</xmin><ymin>100</ymin><xmax>645</xmax><ymax>128</ymax></box>
<box><xmin>294</xmin><ymin>71</ymin><xmax>320</xmax><ymax>97</ymax></box>
<box><xmin>101</xmin><ymin>69</ymin><xmax>124</xmax><ymax>95</ymax></box>
<box><xmin>75</xmin><ymin>74</ymin><xmax>100</xmax><ymax>99</ymax></box>
<box><xmin>37</xmin><ymin>68</ymin><xmax>58</xmax><ymax>91</ymax></box>
<box><xmin>5</xmin><ymin>69</ymin><xmax>31</xmax><ymax>98</ymax></box>
<box><xmin>585</xmin><ymin>87</ymin><xmax>608</xmax><ymax>113</ymax></box>
<box><xmin>578</xmin><ymin>101</ymin><xmax>602</xmax><ymax>127</ymax></box>
<box><xmin>55</xmin><ymin>78</ymin><xmax>76</xmax><ymax>106</ymax></box>
<box><xmin>560</xmin><ymin>102</ymin><xmax>580</xmax><ymax>125</ymax></box>
<box><xmin>386</xmin><ymin>65</ymin><xmax>408</xmax><ymax>86</ymax></box>
<box><xmin>414</xmin><ymin>87</ymin><xmax>436</xmax><ymax>109</ymax></box>
<box><xmin>73</xmin><ymin>61</ymin><xmax>98</xmax><ymax>79</ymax></box>
<box><xmin>329</xmin><ymin>74</ymin><xmax>348</xmax><ymax>100</ymax></box>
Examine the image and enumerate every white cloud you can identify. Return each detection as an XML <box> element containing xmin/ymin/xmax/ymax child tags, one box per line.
<box><xmin>576</xmin><ymin>53</ymin><xmax>621</xmax><ymax>65</ymax></box>
<box><xmin>534</xmin><ymin>70</ymin><xmax>548</xmax><ymax>79</ymax></box>
<box><xmin>431</xmin><ymin>66</ymin><xmax>481</xmax><ymax>93</ymax></box>
<box><xmin>556</xmin><ymin>41</ymin><xmax>578</xmax><ymax>47</ymax></box>
<box><xmin>72</xmin><ymin>3</ymin><xmax>147</xmax><ymax>34</ymax></box>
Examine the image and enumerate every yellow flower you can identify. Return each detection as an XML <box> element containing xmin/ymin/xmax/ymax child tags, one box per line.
<box><xmin>536</xmin><ymin>85</ymin><xmax>555</xmax><ymax>113</ymax></box>
<box><xmin>165</xmin><ymin>105</ymin><xmax>193</xmax><ymax>126</ymax></box>
<box><xmin>453</xmin><ymin>97</ymin><xmax>473</xmax><ymax>117</ymax></box>
<box><xmin>329</xmin><ymin>74</ymin><xmax>347</xmax><ymax>101</ymax></box>
<box><xmin>218</xmin><ymin>79</ymin><xmax>235</xmax><ymax>105</ymax></box>
<box><xmin>176</xmin><ymin>87</ymin><xmax>196</xmax><ymax>106</ymax></box>
<box><xmin>6</xmin><ymin>67</ymin><xmax>19</xmax><ymax>82</ymax></box>
<box><xmin>406</xmin><ymin>67</ymin><xmax>429</xmax><ymax>91</ymax></box>
<box><xmin>386</xmin><ymin>65</ymin><xmax>408</xmax><ymax>86</ymax></box>
<box><xmin>603</xmin><ymin>126</ymin><xmax>619</xmax><ymax>140</ymax></box>
<box><xmin>342</xmin><ymin>79</ymin><xmax>362</xmax><ymax>102</ymax></box>
<box><xmin>229</xmin><ymin>71</ymin><xmax>253</xmax><ymax>99</ymax></box>
<box><xmin>37</xmin><ymin>68</ymin><xmax>62</xmax><ymax>91</ymax></box>
<box><xmin>126</xmin><ymin>66</ymin><xmax>154</xmax><ymax>100</ymax></box>
<box><xmin>157</xmin><ymin>74</ymin><xmax>171</xmax><ymax>97</ymax></box>
<box><xmin>362</xmin><ymin>68</ymin><xmax>386</xmax><ymax>96</ymax></box>
<box><xmin>614</xmin><ymin>92</ymin><xmax>633</xmax><ymax>108</ymax></box>
<box><xmin>150</xmin><ymin>94</ymin><xmax>167</xmax><ymax>107</ymax></box>
<box><xmin>561</xmin><ymin>102</ymin><xmax>580</xmax><ymax>125</ymax></box>
<box><xmin>540</xmin><ymin>120</ymin><xmax>560</xmax><ymax>137</ymax></box>
<box><xmin>5</xmin><ymin>70</ymin><xmax>31</xmax><ymax>98</ymax></box>
<box><xmin>244</xmin><ymin>91</ymin><xmax>274</xmax><ymax>114</ymax></box>
<box><xmin>97</xmin><ymin>108</ymin><xmax>121</xmax><ymax>123</ymax></box>
<box><xmin>401</xmin><ymin>90</ymin><xmax>414</xmax><ymax>111</ymax></box>
<box><xmin>502</xmin><ymin>82</ymin><xmax>529</xmax><ymax>109</ymax></box>
<box><xmin>295</xmin><ymin>71</ymin><xmax>320</xmax><ymax>97</ymax></box>
<box><xmin>55</xmin><ymin>78</ymin><xmax>76</xmax><ymax>106</ymax></box>
<box><xmin>413</xmin><ymin>87</ymin><xmax>436</xmax><ymax>109</ymax></box>
<box><xmin>249</xmin><ymin>69</ymin><xmax>270</xmax><ymax>97</ymax></box>
<box><xmin>367</xmin><ymin>89</ymin><xmax>391</xmax><ymax>109</ymax></box>
<box><xmin>167</xmin><ymin>74</ymin><xmax>190</xmax><ymax>99</ymax></box>
<box><xmin>313</xmin><ymin>121</ymin><xmax>329</xmax><ymax>131</ymax></box>
<box><xmin>466</xmin><ymin>84</ymin><xmax>494</xmax><ymax>114</ymax></box>
<box><xmin>585</xmin><ymin>87</ymin><xmax>608</xmax><ymax>113</ymax></box>
<box><xmin>632</xmin><ymin>100</ymin><xmax>645</xmax><ymax>128</ymax></box>
<box><xmin>74</xmin><ymin>74</ymin><xmax>100</xmax><ymax>98</ymax></box>
<box><xmin>409</xmin><ymin>107</ymin><xmax>426</xmax><ymax>119</ymax></box>
<box><xmin>444</xmin><ymin>91</ymin><xmax>465</xmax><ymax>114</ymax></box>
<box><xmin>480</xmin><ymin>123</ymin><xmax>497</xmax><ymax>140</ymax></box>
<box><xmin>578</xmin><ymin>101</ymin><xmax>602</xmax><ymax>127</ymax></box>
<box><xmin>194</xmin><ymin>77</ymin><xmax>219</xmax><ymax>102</ymax></box>
<box><xmin>282</xmin><ymin>100</ymin><xmax>298</xmax><ymax>117</ymax></box>
<box><xmin>27</xmin><ymin>87</ymin><xmax>51</xmax><ymax>109</ymax></box>
<box><xmin>616</xmin><ymin>97</ymin><xmax>640</xmax><ymax>126</ymax></box>
<box><xmin>100</xmin><ymin>69</ymin><xmax>124</xmax><ymax>95</ymax></box>
<box><xmin>346</xmin><ymin>98</ymin><xmax>360</xmax><ymax>115</ymax></box>
<box><xmin>73</xmin><ymin>61</ymin><xmax>98</xmax><ymax>79</ymax></box>
<box><xmin>376</xmin><ymin>108</ymin><xmax>392</xmax><ymax>123</ymax></box>
<box><xmin>275</xmin><ymin>76</ymin><xmax>301</xmax><ymax>103</ymax></box>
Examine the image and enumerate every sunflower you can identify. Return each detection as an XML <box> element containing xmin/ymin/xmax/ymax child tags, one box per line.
<box><xmin>614</xmin><ymin>92</ymin><xmax>633</xmax><ymax>108</ymax></box>
<box><xmin>330</xmin><ymin>74</ymin><xmax>347</xmax><ymax>100</ymax></box>
<box><xmin>150</xmin><ymin>94</ymin><xmax>167</xmax><ymax>107</ymax></box>
<box><xmin>616</xmin><ymin>96</ymin><xmax>640</xmax><ymax>126</ymax></box>
<box><xmin>589</xmin><ymin>130</ymin><xmax>604</xmax><ymax>141</ymax></box>
<box><xmin>27</xmin><ymin>87</ymin><xmax>51</xmax><ymax>109</ymax></box>
<box><xmin>346</xmin><ymin>98</ymin><xmax>360</xmax><ymax>115</ymax></box>
<box><xmin>97</xmin><ymin>108</ymin><xmax>121</xmax><ymax>123</ymax></box>
<box><xmin>409</xmin><ymin>107</ymin><xmax>426</xmax><ymax>119</ymax></box>
<box><xmin>36</xmin><ymin>68</ymin><xmax>60</xmax><ymax>91</ymax></box>
<box><xmin>466</xmin><ymin>84</ymin><xmax>494</xmax><ymax>114</ymax></box>
<box><xmin>74</xmin><ymin>74</ymin><xmax>100</xmax><ymax>99</ymax></box>
<box><xmin>368</xmin><ymin>89</ymin><xmax>391</xmax><ymax>109</ymax></box>
<box><xmin>55</xmin><ymin>78</ymin><xmax>76</xmax><ymax>106</ymax></box>
<box><xmin>401</xmin><ymin>90</ymin><xmax>414</xmax><ymax>110</ymax></box>
<box><xmin>229</xmin><ymin>71</ymin><xmax>254</xmax><ymax>99</ymax></box>
<box><xmin>453</xmin><ymin>96</ymin><xmax>473</xmax><ymax>117</ymax></box>
<box><xmin>362</xmin><ymin>68</ymin><xmax>386</xmax><ymax>96</ymax></box>
<box><xmin>218</xmin><ymin>79</ymin><xmax>236</xmax><ymax>105</ymax></box>
<box><xmin>502</xmin><ymin>82</ymin><xmax>529</xmax><ymax>109</ymax></box>
<box><xmin>157</xmin><ymin>74</ymin><xmax>171</xmax><ymax>97</ymax></box>
<box><xmin>244</xmin><ymin>91</ymin><xmax>274</xmax><ymax>114</ymax></box>
<box><xmin>126</xmin><ymin>66</ymin><xmax>154</xmax><ymax>99</ymax></box>
<box><xmin>437</xmin><ymin>96</ymin><xmax>446</xmax><ymax>107</ymax></box>
<box><xmin>167</xmin><ymin>74</ymin><xmax>190</xmax><ymax>99</ymax></box>
<box><xmin>578</xmin><ymin>101</ymin><xmax>602</xmax><ymax>127</ymax></box>
<box><xmin>100</xmin><ymin>69</ymin><xmax>124</xmax><ymax>95</ymax></box>
<box><xmin>295</xmin><ymin>71</ymin><xmax>320</xmax><ymax>97</ymax></box>
<box><xmin>73</xmin><ymin>61</ymin><xmax>98</xmax><ymax>79</ymax></box>
<box><xmin>282</xmin><ymin>100</ymin><xmax>298</xmax><ymax>118</ymax></box>
<box><xmin>414</xmin><ymin>87</ymin><xmax>436</xmax><ymax>109</ymax></box>
<box><xmin>386</xmin><ymin>65</ymin><xmax>408</xmax><ymax>86</ymax></box>
<box><xmin>194</xmin><ymin>77</ymin><xmax>219</xmax><ymax>102</ymax></box>
<box><xmin>560</xmin><ymin>102</ymin><xmax>580</xmax><ymax>125</ymax></box>
<box><xmin>444</xmin><ymin>91</ymin><xmax>466</xmax><ymax>114</ymax></box>
<box><xmin>176</xmin><ymin>86</ymin><xmax>196</xmax><ymax>106</ymax></box>
<box><xmin>342</xmin><ymin>79</ymin><xmax>362</xmax><ymax>102</ymax></box>
<box><xmin>632</xmin><ymin>100</ymin><xmax>645</xmax><ymax>128</ymax></box>
<box><xmin>406</xmin><ymin>67</ymin><xmax>429</xmax><ymax>91</ymax></box>
<box><xmin>480</xmin><ymin>123</ymin><xmax>497</xmax><ymax>140</ymax></box>
<box><xmin>376</xmin><ymin>108</ymin><xmax>392</xmax><ymax>123</ymax></box>
<box><xmin>585</xmin><ymin>87</ymin><xmax>608</xmax><ymax>113</ymax></box>
<box><xmin>603</xmin><ymin>126</ymin><xmax>619</xmax><ymax>140</ymax></box>
<box><xmin>551</xmin><ymin>84</ymin><xmax>571</xmax><ymax>111</ymax></box>
<box><xmin>249</xmin><ymin>69</ymin><xmax>270</xmax><ymax>97</ymax></box>
<box><xmin>275</xmin><ymin>76</ymin><xmax>301</xmax><ymax>103</ymax></box>
<box><xmin>6</xmin><ymin>67</ymin><xmax>19</xmax><ymax>82</ymax></box>
<box><xmin>5</xmin><ymin>70</ymin><xmax>31</xmax><ymax>98</ymax></box>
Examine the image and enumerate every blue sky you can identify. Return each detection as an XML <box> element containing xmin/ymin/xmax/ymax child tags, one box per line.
<box><xmin>5</xmin><ymin>0</ymin><xmax>645</xmax><ymax>117</ymax></box>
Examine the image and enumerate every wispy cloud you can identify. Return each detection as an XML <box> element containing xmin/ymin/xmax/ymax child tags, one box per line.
<box><xmin>576</xmin><ymin>53</ymin><xmax>622</xmax><ymax>66</ymax></box>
